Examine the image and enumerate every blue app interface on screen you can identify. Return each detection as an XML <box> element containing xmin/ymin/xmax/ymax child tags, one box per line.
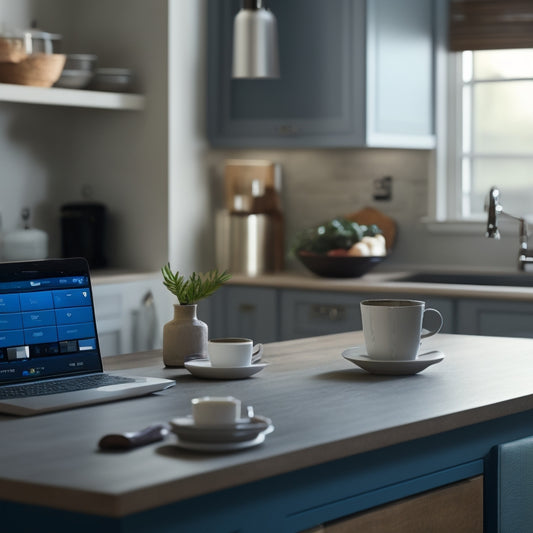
<box><xmin>0</xmin><ymin>276</ymin><xmax>101</xmax><ymax>382</ymax></box>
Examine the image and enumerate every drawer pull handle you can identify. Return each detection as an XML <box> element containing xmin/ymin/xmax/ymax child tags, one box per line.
<box><xmin>239</xmin><ymin>304</ymin><xmax>256</xmax><ymax>313</ymax></box>
<box><xmin>310</xmin><ymin>305</ymin><xmax>346</xmax><ymax>321</ymax></box>
<box><xmin>279</xmin><ymin>124</ymin><xmax>300</xmax><ymax>135</ymax></box>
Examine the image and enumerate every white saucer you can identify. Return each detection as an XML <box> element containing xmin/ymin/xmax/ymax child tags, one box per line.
<box><xmin>174</xmin><ymin>432</ymin><xmax>267</xmax><ymax>452</ymax></box>
<box><xmin>169</xmin><ymin>415</ymin><xmax>273</xmax><ymax>443</ymax></box>
<box><xmin>184</xmin><ymin>359</ymin><xmax>268</xmax><ymax>380</ymax></box>
<box><xmin>341</xmin><ymin>346</ymin><xmax>444</xmax><ymax>375</ymax></box>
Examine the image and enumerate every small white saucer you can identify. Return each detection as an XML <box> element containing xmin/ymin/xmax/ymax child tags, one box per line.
<box><xmin>184</xmin><ymin>359</ymin><xmax>268</xmax><ymax>380</ymax></box>
<box><xmin>342</xmin><ymin>346</ymin><xmax>444</xmax><ymax>375</ymax></box>
<box><xmin>169</xmin><ymin>415</ymin><xmax>272</xmax><ymax>443</ymax></box>
<box><xmin>174</xmin><ymin>432</ymin><xmax>267</xmax><ymax>452</ymax></box>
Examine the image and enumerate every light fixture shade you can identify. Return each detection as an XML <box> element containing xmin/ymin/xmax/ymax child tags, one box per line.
<box><xmin>232</xmin><ymin>2</ymin><xmax>280</xmax><ymax>79</ymax></box>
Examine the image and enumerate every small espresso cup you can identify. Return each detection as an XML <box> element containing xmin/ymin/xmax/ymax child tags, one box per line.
<box><xmin>360</xmin><ymin>299</ymin><xmax>443</xmax><ymax>361</ymax></box>
<box><xmin>191</xmin><ymin>396</ymin><xmax>241</xmax><ymax>426</ymax></box>
<box><xmin>208</xmin><ymin>337</ymin><xmax>257</xmax><ymax>368</ymax></box>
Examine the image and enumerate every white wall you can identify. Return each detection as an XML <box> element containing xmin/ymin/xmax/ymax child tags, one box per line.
<box><xmin>168</xmin><ymin>0</ymin><xmax>211</xmax><ymax>275</ymax></box>
<box><xmin>45</xmin><ymin>0</ymin><xmax>169</xmax><ymax>271</ymax></box>
<box><xmin>0</xmin><ymin>0</ymin><xmax>73</xmax><ymax>250</ymax></box>
<box><xmin>0</xmin><ymin>0</ymin><xmax>31</xmax><ymax>28</ymax></box>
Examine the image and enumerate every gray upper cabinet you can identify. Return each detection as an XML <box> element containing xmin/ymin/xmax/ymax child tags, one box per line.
<box><xmin>366</xmin><ymin>0</ymin><xmax>435</xmax><ymax>148</ymax></box>
<box><xmin>207</xmin><ymin>0</ymin><xmax>435</xmax><ymax>149</ymax></box>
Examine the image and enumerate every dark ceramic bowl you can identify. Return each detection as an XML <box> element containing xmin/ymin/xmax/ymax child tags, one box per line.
<box><xmin>297</xmin><ymin>252</ymin><xmax>386</xmax><ymax>278</ymax></box>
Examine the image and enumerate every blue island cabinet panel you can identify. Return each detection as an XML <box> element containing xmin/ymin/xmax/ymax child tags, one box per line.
<box><xmin>485</xmin><ymin>435</ymin><xmax>533</xmax><ymax>533</ymax></box>
<box><xmin>207</xmin><ymin>0</ymin><xmax>435</xmax><ymax>149</ymax></box>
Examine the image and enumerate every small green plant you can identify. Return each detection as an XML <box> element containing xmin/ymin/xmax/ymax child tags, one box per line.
<box><xmin>161</xmin><ymin>264</ymin><xmax>231</xmax><ymax>305</ymax></box>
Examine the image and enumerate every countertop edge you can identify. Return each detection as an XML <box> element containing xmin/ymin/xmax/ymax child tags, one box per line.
<box><xmin>226</xmin><ymin>272</ymin><xmax>533</xmax><ymax>301</ymax></box>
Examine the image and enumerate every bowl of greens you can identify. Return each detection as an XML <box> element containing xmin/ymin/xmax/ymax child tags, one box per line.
<box><xmin>292</xmin><ymin>217</ymin><xmax>388</xmax><ymax>278</ymax></box>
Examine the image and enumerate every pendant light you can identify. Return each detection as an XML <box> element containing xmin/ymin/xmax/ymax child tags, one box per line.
<box><xmin>232</xmin><ymin>0</ymin><xmax>280</xmax><ymax>79</ymax></box>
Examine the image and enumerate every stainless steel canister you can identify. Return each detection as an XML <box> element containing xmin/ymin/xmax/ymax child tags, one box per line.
<box><xmin>216</xmin><ymin>211</ymin><xmax>283</xmax><ymax>276</ymax></box>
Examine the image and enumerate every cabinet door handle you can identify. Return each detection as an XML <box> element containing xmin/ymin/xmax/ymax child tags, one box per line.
<box><xmin>310</xmin><ymin>305</ymin><xmax>346</xmax><ymax>321</ymax></box>
<box><xmin>279</xmin><ymin>124</ymin><xmax>300</xmax><ymax>136</ymax></box>
<box><xmin>239</xmin><ymin>303</ymin><xmax>256</xmax><ymax>313</ymax></box>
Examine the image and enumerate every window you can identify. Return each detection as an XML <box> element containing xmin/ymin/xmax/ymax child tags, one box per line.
<box><xmin>449</xmin><ymin>48</ymin><xmax>533</xmax><ymax>220</ymax></box>
<box><xmin>443</xmin><ymin>0</ymin><xmax>533</xmax><ymax>223</ymax></box>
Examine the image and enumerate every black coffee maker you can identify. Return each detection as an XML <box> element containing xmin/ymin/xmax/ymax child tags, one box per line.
<box><xmin>60</xmin><ymin>203</ymin><xmax>107</xmax><ymax>268</ymax></box>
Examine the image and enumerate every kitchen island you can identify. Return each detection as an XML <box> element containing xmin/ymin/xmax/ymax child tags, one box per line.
<box><xmin>2</xmin><ymin>331</ymin><xmax>533</xmax><ymax>532</ymax></box>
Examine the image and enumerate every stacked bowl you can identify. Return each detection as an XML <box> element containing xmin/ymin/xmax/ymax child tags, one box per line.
<box><xmin>54</xmin><ymin>54</ymin><xmax>98</xmax><ymax>89</ymax></box>
<box><xmin>88</xmin><ymin>68</ymin><xmax>134</xmax><ymax>92</ymax></box>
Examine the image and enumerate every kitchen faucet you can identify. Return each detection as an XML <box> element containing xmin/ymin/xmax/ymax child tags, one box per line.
<box><xmin>486</xmin><ymin>186</ymin><xmax>533</xmax><ymax>270</ymax></box>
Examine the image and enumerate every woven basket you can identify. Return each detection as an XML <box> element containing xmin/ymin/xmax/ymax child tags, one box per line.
<box><xmin>0</xmin><ymin>37</ymin><xmax>27</xmax><ymax>63</ymax></box>
<box><xmin>0</xmin><ymin>53</ymin><xmax>66</xmax><ymax>87</ymax></box>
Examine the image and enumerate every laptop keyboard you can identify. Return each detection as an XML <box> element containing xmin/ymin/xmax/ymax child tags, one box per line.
<box><xmin>0</xmin><ymin>374</ymin><xmax>137</xmax><ymax>399</ymax></box>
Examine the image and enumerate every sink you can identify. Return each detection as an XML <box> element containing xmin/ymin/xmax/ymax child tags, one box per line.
<box><xmin>392</xmin><ymin>272</ymin><xmax>533</xmax><ymax>287</ymax></box>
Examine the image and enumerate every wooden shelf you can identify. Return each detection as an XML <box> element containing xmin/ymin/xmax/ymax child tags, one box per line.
<box><xmin>0</xmin><ymin>83</ymin><xmax>145</xmax><ymax>110</ymax></box>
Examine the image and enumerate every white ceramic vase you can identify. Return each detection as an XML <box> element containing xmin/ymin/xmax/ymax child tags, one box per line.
<box><xmin>163</xmin><ymin>304</ymin><xmax>208</xmax><ymax>367</ymax></box>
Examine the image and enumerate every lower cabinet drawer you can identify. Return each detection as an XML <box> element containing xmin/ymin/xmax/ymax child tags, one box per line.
<box><xmin>316</xmin><ymin>476</ymin><xmax>483</xmax><ymax>533</ymax></box>
<box><xmin>280</xmin><ymin>290</ymin><xmax>375</xmax><ymax>341</ymax></box>
<box><xmin>457</xmin><ymin>299</ymin><xmax>533</xmax><ymax>338</ymax></box>
<box><xmin>209</xmin><ymin>286</ymin><xmax>279</xmax><ymax>343</ymax></box>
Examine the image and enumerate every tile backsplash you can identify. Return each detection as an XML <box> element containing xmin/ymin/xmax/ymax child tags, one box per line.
<box><xmin>208</xmin><ymin>148</ymin><xmax>429</xmax><ymax>229</ymax></box>
<box><xmin>208</xmin><ymin>148</ymin><xmax>429</xmax><ymax>267</ymax></box>
<box><xmin>207</xmin><ymin>148</ymin><xmax>519</xmax><ymax>272</ymax></box>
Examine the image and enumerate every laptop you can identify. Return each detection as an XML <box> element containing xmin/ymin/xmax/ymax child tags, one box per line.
<box><xmin>0</xmin><ymin>258</ymin><xmax>175</xmax><ymax>416</ymax></box>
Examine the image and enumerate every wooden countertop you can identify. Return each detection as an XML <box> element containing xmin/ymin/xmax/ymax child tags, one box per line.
<box><xmin>226</xmin><ymin>271</ymin><xmax>533</xmax><ymax>301</ymax></box>
<box><xmin>2</xmin><ymin>332</ymin><xmax>533</xmax><ymax>518</ymax></box>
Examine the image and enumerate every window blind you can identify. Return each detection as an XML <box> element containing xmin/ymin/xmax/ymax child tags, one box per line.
<box><xmin>449</xmin><ymin>0</ymin><xmax>533</xmax><ymax>51</ymax></box>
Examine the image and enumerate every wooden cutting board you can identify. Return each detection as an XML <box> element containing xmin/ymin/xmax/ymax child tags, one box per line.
<box><xmin>345</xmin><ymin>207</ymin><xmax>397</xmax><ymax>251</ymax></box>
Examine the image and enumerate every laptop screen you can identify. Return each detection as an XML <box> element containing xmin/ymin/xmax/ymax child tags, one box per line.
<box><xmin>0</xmin><ymin>258</ymin><xmax>103</xmax><ymax>385</ymax></box>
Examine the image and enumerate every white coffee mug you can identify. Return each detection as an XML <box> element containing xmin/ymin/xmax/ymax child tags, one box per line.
<box><xmin>208</xmin><ymin>337</ymin><xmax>261</xmax><ymax>368</ymax></box>
<box><xmin>191</xmin><ymin>396</ymin><xmax>241</xmax><ymax>426</ymax></box>
<box><xmin>360</xmin><ymin>299</ymin><xmax>443</xmax><ymax>361</ymax></box>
